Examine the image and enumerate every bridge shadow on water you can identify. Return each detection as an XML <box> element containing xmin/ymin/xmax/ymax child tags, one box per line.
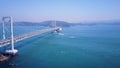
<box><xmin>14</xmin><ymin>32</ymin><xmax>53</xmax><ymax>50</ymax></box>
<box><xmin>0</xmin><ymin>32</ymin><xmax>53</xmax><ymax>53</ymax></box>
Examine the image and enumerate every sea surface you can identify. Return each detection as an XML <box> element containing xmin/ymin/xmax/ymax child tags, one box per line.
<box><xmin>0</xmin><ymin>25</ymin><xmax>120</xmax><ymax>68</ymax></box>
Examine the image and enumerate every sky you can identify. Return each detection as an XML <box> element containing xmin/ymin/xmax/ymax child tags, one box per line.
<box><xmin>0</xmin><ymin>0</ymin><xmax>120</xmax><ymax>23</ymax></box>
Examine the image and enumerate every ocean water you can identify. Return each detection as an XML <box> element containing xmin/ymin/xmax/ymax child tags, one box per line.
<box><xmin>0</xmin><ymin>25</ymin><xmax>120</xmax><ymax>68</ymax></box>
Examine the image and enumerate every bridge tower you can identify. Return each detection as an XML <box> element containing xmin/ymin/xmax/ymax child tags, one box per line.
<box><xmin>2</xmin><ymin>16</ymin><xmax>18</xmax><ymax>55</ymax></box>
<box><xmin>2</xmin><ymin>17</ymin><xmax>6</xmax><ymax>40</ymax></box>
<box><xmin>52</xmin><ymin>21</ymin><xmax>62</xmax><ymax>33</ymax></box>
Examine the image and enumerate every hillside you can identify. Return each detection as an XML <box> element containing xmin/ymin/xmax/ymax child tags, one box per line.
<box><xmin>0</xmin><ymin>20</ymin><xmax>120</xmax><ymax>27</ymax></box>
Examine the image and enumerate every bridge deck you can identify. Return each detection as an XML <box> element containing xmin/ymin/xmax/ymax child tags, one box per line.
<box><xmin>0</xmin><ymin>27</ymin><xmax>60</xmax><ymax>47</ymax></box>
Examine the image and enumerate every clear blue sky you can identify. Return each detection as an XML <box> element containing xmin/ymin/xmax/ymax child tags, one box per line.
<box><xmin>0</xmin><ymin>0</ymin><xmax>120</xmax><ymax>22</ymax></box>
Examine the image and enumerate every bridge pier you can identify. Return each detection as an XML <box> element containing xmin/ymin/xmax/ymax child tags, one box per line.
<box><xmin>5</xmin><ymin>49</ymin><xmax>18</xmax><ymax>55</ymax></box>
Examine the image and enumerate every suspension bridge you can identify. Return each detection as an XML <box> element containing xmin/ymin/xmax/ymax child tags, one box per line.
<box><xmin>0</xmin><ymin>16</ymin><xmax>62</xmax><ymax>55</ymax></box>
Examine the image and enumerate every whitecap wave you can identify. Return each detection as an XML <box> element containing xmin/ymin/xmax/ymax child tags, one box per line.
<box><xmin>58</xmin><ymin>33</ymin><xmax>64</xmax><ymax>35</ymax></box>
<box><xmin>69</xmin><ymin>36</ymin><xmax>76</xmax><ymax>38</ymax></box>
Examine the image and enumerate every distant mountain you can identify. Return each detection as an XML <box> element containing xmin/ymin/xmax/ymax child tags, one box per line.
<box><xmin>14</xmin><ymin>21</ymin><xmax>72</xmax><ymax>27</ymax></box>
<box><xmin>1</xmin><ymin>20</ymin><xmax>120</xmax><ymax>27</ymax></box>
<box><xmin>39</xmin><ymin>21</ymin><xmax>71</xmax><ymax>27</ymax></box>
<box><xmin>14</xmin><ymin>22</ymin><xmax>40</xmax><ymax>26</ymax></box>
<box><xmin>76</xmin><ymin>20</ymin><xmax>120</xmax><ymax>25</ymax></box>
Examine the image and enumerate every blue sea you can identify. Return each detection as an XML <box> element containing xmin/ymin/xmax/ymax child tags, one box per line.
<box><xmin>0</xmin><ymin>25</ymin><xmax>120</xmax><ymax>68</ymax></box>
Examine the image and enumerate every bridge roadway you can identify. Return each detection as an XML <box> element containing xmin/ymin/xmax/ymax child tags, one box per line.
<box><xmin>0</xmin><ymin>27</ymin><xmax>60</xmax><ymax>47</ymax></box>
